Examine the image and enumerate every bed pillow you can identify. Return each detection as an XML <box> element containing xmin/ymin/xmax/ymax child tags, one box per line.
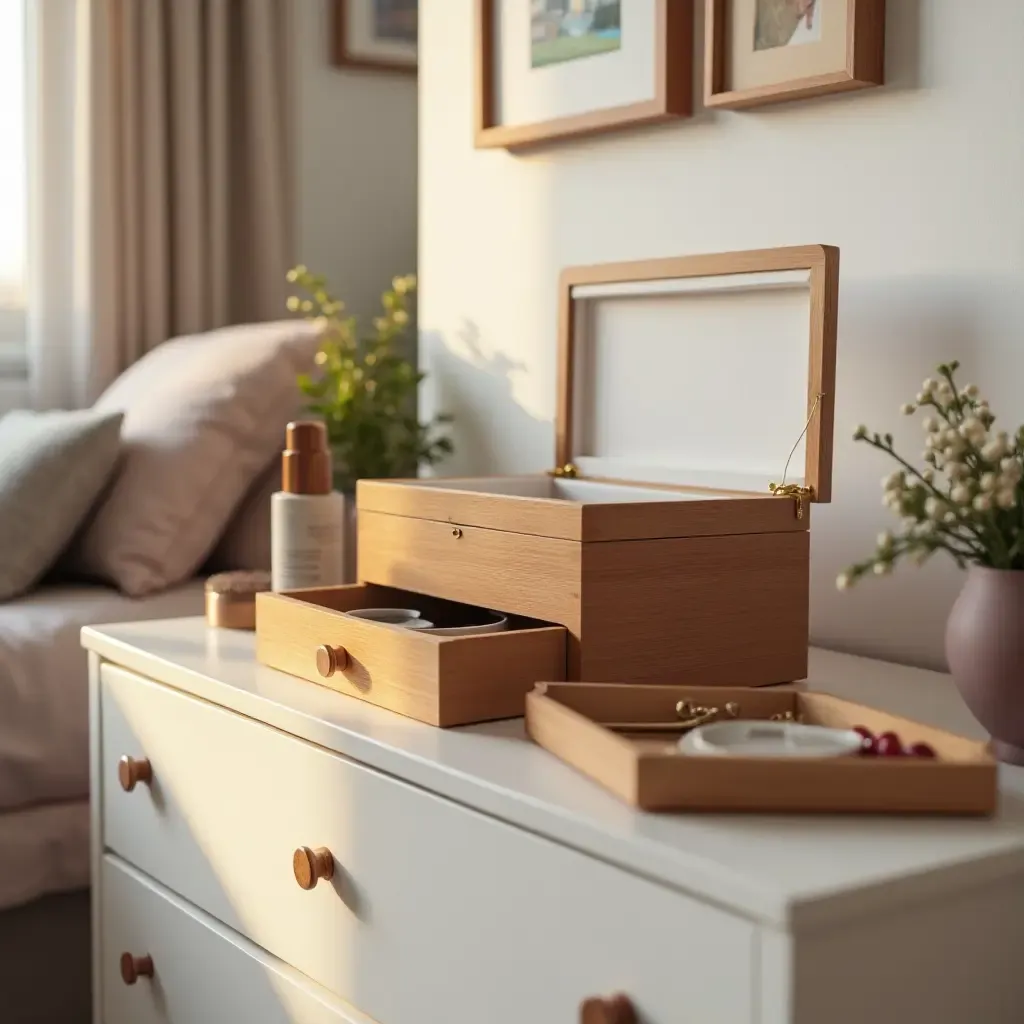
<box><xmin>63</xmin><ymin>320</ymin><xmax>321</xmax><ymax>597</ymax></box>
<box><xmin>0</xmin><ymin>409</ymin><xmax>124</xmax><ymax>601</ymax></box>
<box><xmin>207</xmin><ymin>457</ymin><xmax>278</xmax><ymax>571</ymax></box>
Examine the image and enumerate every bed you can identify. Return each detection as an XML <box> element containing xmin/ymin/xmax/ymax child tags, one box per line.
<box><xmin>0</xmin><ymin>579</ymin><xmax>206</xmax><ymax>1023</ymax></box>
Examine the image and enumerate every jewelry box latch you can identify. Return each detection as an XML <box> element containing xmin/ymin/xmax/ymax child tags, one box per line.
<box><xmin>547</xmin><ymin>462</ymin><xmax>579</xmax><ymax>479</ymax></box>
<box><xmin>769</xmin><ymin>482</ymin><xmax>815</xmax><ymax>520</ymax></box>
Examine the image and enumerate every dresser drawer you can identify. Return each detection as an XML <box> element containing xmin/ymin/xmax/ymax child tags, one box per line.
<box><xmin>101</xmin><ymin>855</ymin><xmax>372</xmax><ymax>1024</ymax></box>
<box><xmin>101</xmin><ymin>663</ymin><xmax>755</xmax><ymax>1024</ymax></box>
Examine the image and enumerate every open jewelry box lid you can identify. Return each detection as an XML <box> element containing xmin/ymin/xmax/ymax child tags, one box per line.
<box><xmin>556</xmin><ymin>244</ymin><xmax>839</xmax><ymax>503</ymax></box>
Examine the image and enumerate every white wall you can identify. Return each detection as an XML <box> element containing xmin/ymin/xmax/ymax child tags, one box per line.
<box><xmin>418</xmin><ymin>0</ymin><xmax>1024</xmax><ymax>670</ymax></box>
<box><xmin>294</xmin><ymin>0</ymin><xmax>417</xmax><ymax>322</ymax></box>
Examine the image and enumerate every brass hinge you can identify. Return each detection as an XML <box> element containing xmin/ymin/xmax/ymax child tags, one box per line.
<box><xmin>547</xmin><ymin>462</ymin><xmax>579</xmax><ymax>479</ymax></box>
<box><xmin>768</xmin><ymin>482</ymin><xmax>815</xmax><ymax>520</ymax></box>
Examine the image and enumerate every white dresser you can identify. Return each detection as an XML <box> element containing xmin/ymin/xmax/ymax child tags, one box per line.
<box><xmin>83</xmin><ymin>618</ymin><xmax>1024</xmax><ymax>1024</ymax></box>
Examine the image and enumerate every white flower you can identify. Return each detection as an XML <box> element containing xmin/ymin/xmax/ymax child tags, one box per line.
<box><xmin>923</xmin><ymin>450</ymin><xmax>937</xmax><ymax>465</ymax></box>
<box><xmin>1001</xmin><ymin>460</ymin><xmax>1022</xmax><ymax>484</ymax></box>
<box><xmin>873</xmin><ymin>561</ymin><xmax>892</xmax><ymax>576</ymax></box>
<box><xmin>877</xmin><ymin>531</ymin><xmax>894</xmax><ymax>550</ymax></box>
<box><xmin>981</xmin><ymin>438</ymin><xmax>1008</xmax><ymax>462</ymax></box>
<box><xmin>883</xmin><ymin>490</ymin><xmax>902</xmax><ymax>510</ymax></box>
<box><xmin>959</xmin><ymin>417</ymin><xmax>987</xmax><ymax>443</ymax></box>
<box><xmin>946</xmin><ymin>461</ymin><xmax>967</xmax><ymax>480</ymax></box>
<box><xmin>961</xmin><ymin>384</ymin><xmax>980</xmax><ymax>399</ymax></box>
<box><xmin>973</xmin><ymin>493</ymin><xmax>993</xmax><ymax>512</ymax></box>
<box><xmin>922</xmin><ymin>416</ymin><xmax>939</xmax><ymax>433</ymax></box>
<box><xmin>943</xmin><ymin>510</ymin><xmax>958</xmax><ymax>524</ymax></box>
<box><xmin>883</xmin><ymin>471</ymin><xmax>903</xmax><ymax>490</ymax></box>
<box><xmin>951</xmin><ymin>484</ymin><xmax>972</xmax><ymax>505</ymax></box>
<box><xmin>836</xmin><ymin>572</ymin><xmax>852</xmax><ymax>591</ymax></box>
<box><xmin>925</xmin><ymin>496</ymin><xmax>945</xmax><ymax>520</ymax></box>
<box><xmin>900</xmin><ymin>403</ymin><xmax>916</xmax><ymax>415</ymax></box>
<box><xmin>922</xmin><ymin>469</ymin><xmax>935</xmax><ymax>483</ymax></box>
<box><xmin>853</xmin><ymin>424</ymin><xmax>869</xmax><ymax>440</ymax></box>
<box><xmin>921</xmin><ymin>378</ymin><xmax>937</xmax><ymax>394</ymax></box>
<box><xmin>996</xmin><ymin>489</ymin><xmax>1017</xmax><ymax>510</ymax></box>
<box><xmin>980</xmin><ymin>472</ymin><xmax>998</xmax><ymax>492</ymax></box>
<box><xmin>916</xmin><ymin>392</ymin><xmax>929</xmax><ymax>405</ymax></box>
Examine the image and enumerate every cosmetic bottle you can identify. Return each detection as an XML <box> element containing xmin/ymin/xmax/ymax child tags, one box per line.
<box><xmin>270</xmin><ymin>421</ymin><xmax>345</xmax><ymax>591</ymax></box>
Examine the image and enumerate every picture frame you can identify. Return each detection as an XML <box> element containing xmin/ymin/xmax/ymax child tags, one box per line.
<box><xmin>704</xmin><ymin>0</ymin><xmax>885</xmax><ymax>110</ymax></box>
<box><xmin>333</xmin><ymin>0</ymin><xmax>417</xmax><ymax>75</ymax></box>
<box><xmin>475</xmin><ymin>0</ymin><xmax>692</xmax><ymax>152</ymax></box>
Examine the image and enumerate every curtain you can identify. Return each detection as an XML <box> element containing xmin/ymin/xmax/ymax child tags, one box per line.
<box><xmin>27</xmin><ymin>0</ymin><xmax>296</xmax><ymax>410</ymax></box>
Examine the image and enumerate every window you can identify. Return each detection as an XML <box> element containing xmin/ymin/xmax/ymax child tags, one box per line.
<box><xmin>0</xmin><ymin>0</ymin><xmax>26</xmax><ymax>373</ymax></box>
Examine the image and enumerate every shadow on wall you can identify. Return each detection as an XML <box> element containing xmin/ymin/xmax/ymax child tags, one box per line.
<box><xmin>420</xmin><ymin>321</ymin><xmax>553</xmax><ymax>477</ymax></box>
<box><xmin>812</xmin><ymin>272</ymin><xmax>1024</xmax><ymax>671</ymax></box>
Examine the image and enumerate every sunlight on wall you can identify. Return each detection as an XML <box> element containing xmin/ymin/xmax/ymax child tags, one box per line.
<box><xmin>0</xmin><ymin>0</ymin><xmax>25</xmax><ymax>306</ymax></box>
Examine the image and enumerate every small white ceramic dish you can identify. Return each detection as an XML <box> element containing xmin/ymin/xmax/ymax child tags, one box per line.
<box><xmin>678</xmin><ymin>720</ymin><xmax>864</xmax><ymax>759</ymax></box>
<box><xmin>422</xmin><ymin>613</ymin><xmax>508</xmax><ymax>637</ymax></box>
<box><xmin>345</xmin><ymin>608</ymin><xmax>435</xmax><ymax>630</ymax></box>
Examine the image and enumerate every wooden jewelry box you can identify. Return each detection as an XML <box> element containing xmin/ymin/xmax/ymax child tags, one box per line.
<box><xmin>356</xmin><ymin>245</ymin><xmax>839</xmax><ymax>689</ymax></box>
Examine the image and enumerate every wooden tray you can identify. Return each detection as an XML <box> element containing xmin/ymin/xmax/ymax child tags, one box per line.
<box><xmin>525</xmin><ymin>682</ymin><xmax>997</xmax><ymax>815</ymax></box>
<box><xmin>256</xmin><ymin>583</ymin><xmax>566</xmax><ymax>727</ymax></box>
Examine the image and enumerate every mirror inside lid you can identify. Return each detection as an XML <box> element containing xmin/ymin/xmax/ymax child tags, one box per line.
<box><xmin>559</xmin><ymin>245</ymin><xmax>839</xmax><ymax>502</ymax></box>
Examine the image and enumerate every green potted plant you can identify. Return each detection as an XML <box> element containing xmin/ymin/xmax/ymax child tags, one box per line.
<box><xmin>837</xmin><ymin>361</ymin><xmax>1024</xmax><ymax>762</ymax></box>
<box><xmin>286</xmin><ymin>266</ymin><xmax>453</xmax><ymax>493</ymax></box>
<box><xmin>285</xmin><ymin>266</ymin><xmax>454</xmax><ymax>576</ymax></box>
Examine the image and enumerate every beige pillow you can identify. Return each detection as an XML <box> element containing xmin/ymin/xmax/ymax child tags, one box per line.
<box><xmin>0</xmin><ymin>409</ymin><xmax>124</xmax><ymax>601</ymax></box>
<box><xmin>65</xmin><ymin>320</ymin><xmax>321</xmax><ymax>596</ymax></box>
<box><xmin>207</xmin><ymin>458</ymin><xmax>278</xmax><ymax>571</ymax></box>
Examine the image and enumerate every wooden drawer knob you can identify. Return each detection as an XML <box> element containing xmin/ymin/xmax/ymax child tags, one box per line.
<box><xmin>119</xmin><ymin>952</ymin><xmax>154</xmax><ymax>985</ymax></box>
<box><xmin>117</xmin><ymin>756</ymin><xmax>152</xmax><ymax>792</ymax></box>
<box><xmin>315</xmin><ymin>644</ymin><xmax>348</xmax><ymax>677</ymax></box>
<box><xmin>580</xmin><ymin>994</ymin><xmax>637</xmax><ymax>1024</ymax></box>
<box><xmin>293</xmin><ymin>845</ymin><xmax>335</xmax><ymax>890</ymax></box>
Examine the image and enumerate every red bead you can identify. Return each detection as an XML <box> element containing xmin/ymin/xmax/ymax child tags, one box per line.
<box><xmin>908</xmin><ymin>742</ymin><xmax>937</xmax><ymax>759</ymax></box>
<box><xmin>876</xmin><ymin>732</ymin><xmax>905</xmax><ymax>757</ymax></box>
<box><xmin>853</xmin><ymin>725</ymin><xmax>877</xmax><ymax>756</ymax></box>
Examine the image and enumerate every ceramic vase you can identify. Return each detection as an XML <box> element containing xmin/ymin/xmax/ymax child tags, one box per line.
<box><xmin>945</xmin><ymin>565</ymin><xmax>1024</xmax><ymax>764</ymax></box>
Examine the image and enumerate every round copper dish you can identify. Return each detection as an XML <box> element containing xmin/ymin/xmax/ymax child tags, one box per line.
<box><xmin>205</xmin><ymin>570</ymin><xmax>272</xmax><ymax>630</ymax></box>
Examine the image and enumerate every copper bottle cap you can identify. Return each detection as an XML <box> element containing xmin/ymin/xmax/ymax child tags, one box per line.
<box><xmin>282</xmin><ymin>421</ymin><xmax>332</xmax><ymax>495</ymax></box>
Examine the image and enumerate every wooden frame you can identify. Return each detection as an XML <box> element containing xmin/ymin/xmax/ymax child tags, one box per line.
<box><xmin>704</xmin><ymin>0</ymin><xmax>885</xmax><ymax>110</ymax></box>
<box><xmin>474</xmin><ymin>0</ymin><xmax>692</xmax><ymax>152</ymax></box>
<box><xmin>557</xmin><ymin>244</ymin><xmax>840</xmax><ymax>502</ymax></box>
<box><xmin>526</xmin><ymin>683</ymin><xmax>997</xmax><ymax>815</ymax></box>
<box><xmin>333</xmin><ymin>0</ymin><xmax>417</xmax><ymax>75</ymax></box>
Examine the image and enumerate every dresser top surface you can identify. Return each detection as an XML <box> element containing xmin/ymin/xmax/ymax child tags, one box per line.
<box><xmin>83</xmin><ymin>617</ymin><xmax>1024</xmax><ymax>931</ymax></box>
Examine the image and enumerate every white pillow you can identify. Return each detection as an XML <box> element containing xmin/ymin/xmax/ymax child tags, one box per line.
<box><xmin>64</xmin><ymin>321</ymin><xmax>321</xmax><ymax>596</ymax></box>
<box><xmin>0</xmin><ymin>409</ymin><xmax>124</xmax><ymax>601</ymax></box>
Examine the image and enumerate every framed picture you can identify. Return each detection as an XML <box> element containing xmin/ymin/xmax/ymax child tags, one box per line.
<box><xmin>334</xmin><ymin>0</ymin><xmax>417</xmax><ymax>74</ymax></box>
<box><xmin>475</xmin><ymin>1</ymin><xmax>692</xmax><ymax>152</ymax></box>
<box><xmin>704</xmin><ymin>0</ymin><xmax>884</xmax><ymax>110</ymax></box>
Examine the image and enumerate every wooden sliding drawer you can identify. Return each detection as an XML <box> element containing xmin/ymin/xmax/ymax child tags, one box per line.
<box><xmin>356</xmin><ymin>509</ymin><xmax>584</xmax><ymax>631</ymax></box>
<box><xmin>256</xmin><ymin>582</ymin><xmax>566</xmax><ymax>726</ymax></box>
<box><xmin>100</xmin><ymin>664</ymin><xmax>755</xmax><ymax>1024</ymax></box>
<box><xmin>102</xmin><ymin>855</ymin><xmax>373</xmax><ymax>1024</ymax></box>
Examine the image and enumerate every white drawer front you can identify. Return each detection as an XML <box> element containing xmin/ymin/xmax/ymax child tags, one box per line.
<box><xmin>101</xmin><ymin>663</ymin><xmax>754</xmax><ymax>1024</ymax></box>
<box><xmin>102</xmin><ymin>855</ymin><xmax>371</xmax><ymax>1024</ymax></box>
